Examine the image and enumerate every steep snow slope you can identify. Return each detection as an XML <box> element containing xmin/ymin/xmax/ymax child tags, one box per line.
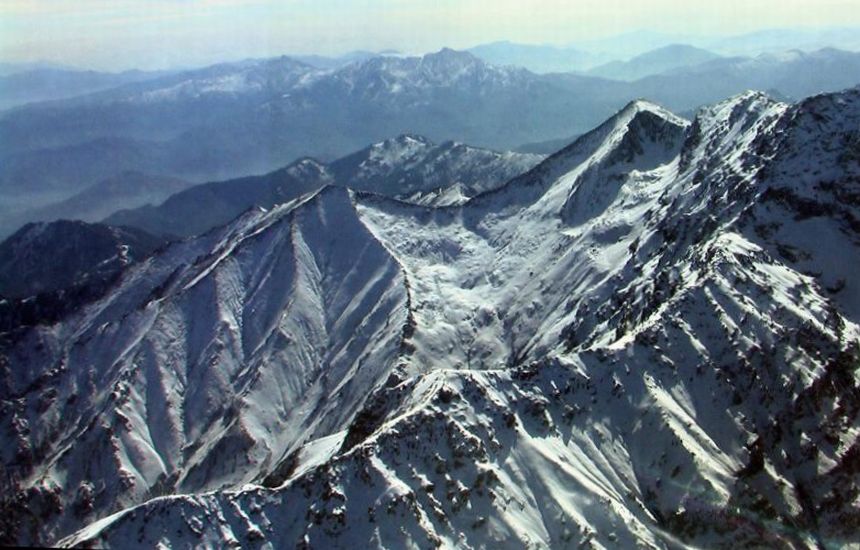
<box><xmin>6</xmin><ymin>88</ymin><xmax>860</xmax><ymax>548</ymax></box>
<box><xmin>0</xmin><ymin>187</ymin><xmax>415</xmax><ymax>546</ymax></box>
<box><xmin>354</xmin><ymin>100</ymin><xmax>692</xmax><ymax>373</ymax></box>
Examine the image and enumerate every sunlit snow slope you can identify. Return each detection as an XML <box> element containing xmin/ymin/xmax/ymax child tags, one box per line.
<box><xmin>3</xmin><ymin>87</ymin><xmax>860</xmax><ymax>549</ymax></box>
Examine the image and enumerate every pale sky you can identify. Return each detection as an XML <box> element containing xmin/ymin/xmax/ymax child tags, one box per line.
<box><xmin>2</xmin><ymin>0</ymin><xmax>859</xmax><ymax>70</ymax></box>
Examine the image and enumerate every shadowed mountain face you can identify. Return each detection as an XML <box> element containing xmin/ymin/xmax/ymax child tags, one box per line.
<box><xmin>5</xmin><ymin>47</ymin><xmax>860</xmax><ymax>206</ymax></box>
<box><xmin>2</xmin><ymin>87</ymin><xmax>859</xmax><ymax>548</ymax></box>
<box><xmin>0</xmin><ymin>221</ymin><xmax>167</xmax><ymax>333</ymax></box>
<box><xmin>0</xmin><ymin>220</ymin><xmax>165</xmax><ymax>299</ymax></box>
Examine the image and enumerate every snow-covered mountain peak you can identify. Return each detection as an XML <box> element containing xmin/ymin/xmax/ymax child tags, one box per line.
<box><xmin>690</xmin><ymin>89</ymin><xmax>785</xmax><ymax>135</ymax></box>
<box><xmin>331</xmin><ymin>48</ymin><xmax>526</xmax><ymax>96</ymax></box>
<box><xmin>327</xmin><ymin>135</ymin><xmax>542</xmax><ymax>203</ymax></box>
<box><xmin>262</xmin><ymin>55</ymin><xmax>315</xmax><ymax>71</ymax></box>
<box><xmin>390</xmin><ymin>133</ymin><xmax>434</xmax><ymax>146</ymax></box>
<box><xmin>744</xmin><ymin>85</ymin><xmax>860</xmax><ymax>318</ymax></box>
<box><xmin>129</xmin><ymin>57</ymin><xmax>321</xmax><ymax>102</ymax></box>
<box><xmin>679</xmin><ymin>90</ymin><xmax>788</xmax><ymax>175</ymax></box>
<box><xmin>555</xmin><ymin>98</ymin><xmax>689</xmax><ymax>167</ymax></box>
<box><xmin>283</xmin><ymin>156</ymin><xmax>331</xmax><ymax>180</ymax></box>
<box><xmin>367</xmin><ymin>134</ymin><xmax>434</xmax><ymax>157</ymax></box>
<box><xmin>603</xmin><ymin>101</ymin><xmax>689</xmax><ymax>162</ymax></box>
<box><xmin>0</xmin><ymin>180</ymin><xmax>417</xmax><ymax>546</ymax></box>
<box><xmin>469</xmin><ymin>98</ymin><xmax>689</xmax><ymax>215</ymax></box>
<box><xmin>7</xmin><ymin>89</ymin><xmax>860</xmax><ymax>549</ymax></box>
<box><xmin>426</xmin><ymin>47</ymin><xmax>479</xmax><ymax>61</ymax></box>
<box><xmin>617</xmin><ymin>98</ymin><xmax>687</xmax><ymax>125</ymax></box>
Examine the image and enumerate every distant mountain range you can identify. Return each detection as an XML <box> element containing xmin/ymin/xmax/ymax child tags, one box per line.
<box><xmin>572</xmin><ymin>27</ymin><xmax>860</xmax><ymax>61</ymax></box>
<box><xmin>705</xmin><ymin>26</ymin><xmax>860</xmax><ymax>56</ymax></box>
<box><xmin>0</xmin><ymin>67</ymin><xmax>173</xmax><ymax>110</ymax></box>
<box><xmin>466</xmin><ymin>41</ymin><xmax>608</xmax><ymax>73</ymax></box>
<box><xmin>514</xmin><ymin>133</ymin><xmax>581</xmax><ymax>154</ymax></box>
<box><xmin>3</xmin><ymin>46</ymin><xmax>860</xmax><ymax>215</ymax></box>
<box><xmin>0</xmin><ymin>61</ymin><xmax>78</xmax><ymax>76</ymax></box>
<box><xmin>0</xmin><ymin>172</ymin><xmax>192</xmax><ymax>238</ymax></box>
<box><xmin>468</xmin><ymin>28</ymin><xmax>860</xmax><ymax>73</ymax></box>
<box><xmin>630</xmin><ymin>47</ymin><xmax>860</xmax><ymax>109</ymax></box>
<box><xmin>0</xmin><ymin>49</ymin><xmax>603</xmax><ymax>202</ymax></box>
<box><xmin>290</xmin><ymin>50</ymin><xmax>395</xmax><ymax>69</ymax></box>
<box><xmin>587</xmin><ymin>44</ymin><xmax>721</xmax><ymax>81</ymax></box>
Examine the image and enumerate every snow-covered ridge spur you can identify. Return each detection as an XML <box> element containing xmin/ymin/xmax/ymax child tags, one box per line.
<box><xmin>101</xmin><ymin>134</ymin><xmax>544</xmax><ymax>240</ymax></box>
<box><xmin>3</xmin><ymin>85</ymin><xmax>860</xmax><ymax>549</ymax></box>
